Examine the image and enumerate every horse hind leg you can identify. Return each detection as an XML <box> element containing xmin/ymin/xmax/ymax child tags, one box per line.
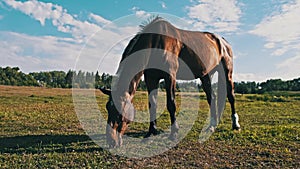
<box><xmin>144</xmin><ymin>74</ymin><xmax>160</xmax><ymax>138</ymax></box>
<box><xmin>227</xmin><ymin>78</ymin><xmax>241</xmax><ymax>130</ymax></box>
<box><xmin>222</xmin><ymin>60</ymin><xmax>241</xmax><ymax>131</ymax></box>
<box><xmin>165</xmin><ymin>76</ymin><xmax>179</xmax><ymax>141</ymax></box>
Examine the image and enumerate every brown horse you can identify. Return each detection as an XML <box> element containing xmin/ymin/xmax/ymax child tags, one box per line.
<box><xmin>100</xmin><ymin>17</ymin><xmax>240</xmax><ymax>148</ymax></box>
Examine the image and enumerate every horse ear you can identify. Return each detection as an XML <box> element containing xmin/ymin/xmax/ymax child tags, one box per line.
<box><xmin>99</xmin><ymin>87</ymin><xmax>111</xmax><ymax>96</ymax></box>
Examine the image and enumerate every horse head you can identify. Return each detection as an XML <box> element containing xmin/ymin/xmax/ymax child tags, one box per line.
<box><xmin>100</xmin><ymin>87</ymin><xmax>135</xmax><ymax>148</ymax></box>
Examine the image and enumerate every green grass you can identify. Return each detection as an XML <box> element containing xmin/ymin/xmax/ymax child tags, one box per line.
<box><xmin>0</xmin><ymin>85</ymin><xmax>299</xmax><ymax>168</ymax></box>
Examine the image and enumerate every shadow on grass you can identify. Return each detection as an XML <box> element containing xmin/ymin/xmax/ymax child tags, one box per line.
<box><xmin>0</xmin><ymin>130</ymin><xmax>168</xmax><ymax>154</ymax></box>
<box><xmin>0</xmin><ymin>134</ymin><xmax>106</xmax><ymax>154</ymax></box>
<box><xmin>125</xmin><ymin>129</ymin><xmax>165</xmax><ymax>138</ymax></box>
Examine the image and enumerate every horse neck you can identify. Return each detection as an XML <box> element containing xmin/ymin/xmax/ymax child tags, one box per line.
<box><xmin>113</xmin><ymin>64</ymin><xmax>144</xmax><ymax>103</ymax></box>
<box><xmin>114</xmin><ymin>34</ymin><xmax>152</xmax><ymax>102</ymax></box>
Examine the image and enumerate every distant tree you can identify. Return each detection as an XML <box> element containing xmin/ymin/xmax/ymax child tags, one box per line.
<box><xmin>101</xmin><ymin>73</ymin><xmax>113</xmax><ymax>88</ymax></box>
<box><xmin>95</xmin><ymin>71</ymin><xmax>102</xmax><ymax>88</ymax></box>
<box><xmin>65</xmin><ymin>70</ymin><xmax>75</xmax><ymax>88</ymax></box>
<box><xmin>234</xmin><ymin>81</ymin><xmax>259</xmax><ymax>94</ymax></box>
<box><xmin>0</xmin><ymin>66</ymin><xmax>38</xmax><ymax>86</ymax></box>
<box><xmin>50</xmin><ymin>71</ymin><xmax>66</xmax><ymax>88</ymax></box>
<box><xmin>286</xmin><ymin>78</ymin><xmax>300</xmax><ymax>91</ymax></box>
<box><xmin>75</xmin><ymin>70</ymin><xmax>85</xmax><ymax>88</ymax></box>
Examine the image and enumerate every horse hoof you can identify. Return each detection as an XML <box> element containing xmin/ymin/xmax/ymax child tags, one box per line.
<box><xmin>205</xmin><ymin>126</ymin><xmax>216</xmax><ymax>133</ymax></box>
<box><xmin>168</xmin><ymin>133</ymin><xmax>178</xmax><ymax>142</ymax></box>
<box><xmin>172</xmin><ymin>122</ymin><xmax>179</xmax><ymax>132</ymax></box>
<box><xmin>144</xmin><ymin>132</ymin><xmax>152</xmax><ymax>138</ymax></box>
<box><xmin>144</xmin><ymin>129</ymin><xmax>159</xmax><ymax>138</ymax></box>
<box><xmin>232</xmin><ymin>126</ymin><xmax>241</xmax><ymax>131</ymax></box>
<box><xmin>152</xmin><ymin>129</ymin><xmax>159</xmax><ymax>136</ymax></box>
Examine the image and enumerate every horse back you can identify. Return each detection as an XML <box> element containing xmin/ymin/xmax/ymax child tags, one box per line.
<box><xmin>177</xmin><ymin>30</ymin><xmax>227</xmax><ymax>78</ymax></box>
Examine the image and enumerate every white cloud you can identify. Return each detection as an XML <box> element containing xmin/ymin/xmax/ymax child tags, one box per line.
<box><xmin>249</xmin><ymin>0</ymin><xmax>300</xmax><ymax>56</ymax></box>
<box><xmin>1</xmin><ymin>0</ymin><xmax>144</xmax><ymax>74</ymax></box>
<box><xmin>276</xmin><ymin>54</ymin><xmax>300</xmax><ymax>79</ymax></box>
<box><xmin>3</xmin><ymin>0</ymin><xmax>101</xmax><ymax>42</ymax></box>
<box><xmin>277</xmin><ymin>54</ymin><xmax>300</xmax><ymax>69</ymax></box>
<box><xmin>264</xmin><ymin>42</ymin><xmax>275</xmax><ymax>49</ymax></box>
<box><xmin>89</xmin><ymin>13</ymin><xmax>111</xmax><ymax>26</ymax></box>
<box><xmin>3</xmin><ymin>0</ymin><xmax>138</xmax><ymax>72</ymax></box>
<box><xmin>4</xmin><ymin>0</ymin><xmax>52</xmax><ymax>26</ymax></box>
<box><xmin>0</xmin><ymin>23</ymin><xmax>139</xmax><ymax>74</ymax></box>
<box><xmin>0</xmin><ymin>31</ymin><xmax>81</xmax><ymax>73</ymax></box>
<box><xmin>186</xmin><ymin>0</ymin><xmax>242</xmax><ymax>32</ymax></box>
<box><xmin>233</xmin><ymin>72</ymin><xmax>267</xmax><ymax>82</ymax></box>
<box><xmin>160</xmin><ymin>1</ymin><xmax>167</xmax><ymax>9</ymax></box>
<box><xmin>131</xmin><ymin>7</ymin><xmax>151</xmax><ymax>18</ymax></box>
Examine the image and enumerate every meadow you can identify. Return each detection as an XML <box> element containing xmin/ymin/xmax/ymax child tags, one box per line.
<box><xmin>0</xmin><ymin>85</ymin><xmax>299</xmax><ymax>168</ymax></box>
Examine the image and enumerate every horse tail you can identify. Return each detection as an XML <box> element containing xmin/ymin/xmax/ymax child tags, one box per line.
<box><xmin>215</xmin><ymin>58</ymin><xmax>226</xmax><ymax>122</ymax></box>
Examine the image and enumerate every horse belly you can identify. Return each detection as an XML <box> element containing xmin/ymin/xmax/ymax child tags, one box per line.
<box><xmin>176</xmin><ymin>58</ymin><xmax>200</xmax><ymax>80</ymax></box>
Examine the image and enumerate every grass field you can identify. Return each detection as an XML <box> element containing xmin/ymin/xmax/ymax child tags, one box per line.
<box><xmin>0</xmin><ymin>85</ymin><xmax>299</xmax><ymax>168</ymax></box>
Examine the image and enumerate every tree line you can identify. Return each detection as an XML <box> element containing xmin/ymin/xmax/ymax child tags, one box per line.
<box><xmin>0</xmin><ymin>66</ymin><xmax>299</xmax><ymax>93</ymax></box>
<box><xmin>234</xmin><ymin>78</ymin><xmax>300</xmax><ymax>94</ymax></box>
<box><xmin>0</xmin><ymin>66</ymin><xmax>112</xmax><ymax>89</ymax></box>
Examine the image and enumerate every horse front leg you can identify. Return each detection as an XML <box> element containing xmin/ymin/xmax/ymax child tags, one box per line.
<box><xmin>144</xmin><ymin>74</ymin><xmax>160</xmax><ymax>138</ymax></box>
<box><xmin>117</xmin><ymin>121</ymin><xmax>129</xmax><ymax>147</ymax></box>
<box><xmin>165</xmin><ymin>76</ymin><xmax>179</xmax><ymax>141</ymax></box>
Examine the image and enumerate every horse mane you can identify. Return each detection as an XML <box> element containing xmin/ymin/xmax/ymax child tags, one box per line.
<box><xmin>120</xmin><ymin>16</ymin><xmax>164</xmax><ymax>62</ymax></box>
<box><xmin>138</xmin><ymin>16</ymin><xmax>164</xmax><ymax>33</ymax></box>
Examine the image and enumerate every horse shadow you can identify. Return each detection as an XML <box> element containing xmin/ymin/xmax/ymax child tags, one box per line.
<box><xmin>0</xmin><ymin>134</ymin><xmax>105</xmax><ymax>154</ymax></box>
<box><xmin>0</xmin><ymin>130</ymin><xmax>170</xmax><ymax>154</ymax></box>
<box><xmin>125</xmin><ymin>129</ymin><xmax>165</xmax><ymax>138</ymax></box>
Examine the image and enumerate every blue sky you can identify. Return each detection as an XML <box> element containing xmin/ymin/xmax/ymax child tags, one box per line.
<box><xmin>0</xmin><ymin>0</ymin><xmax>299</xmax><ymax>82</ymax></box>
